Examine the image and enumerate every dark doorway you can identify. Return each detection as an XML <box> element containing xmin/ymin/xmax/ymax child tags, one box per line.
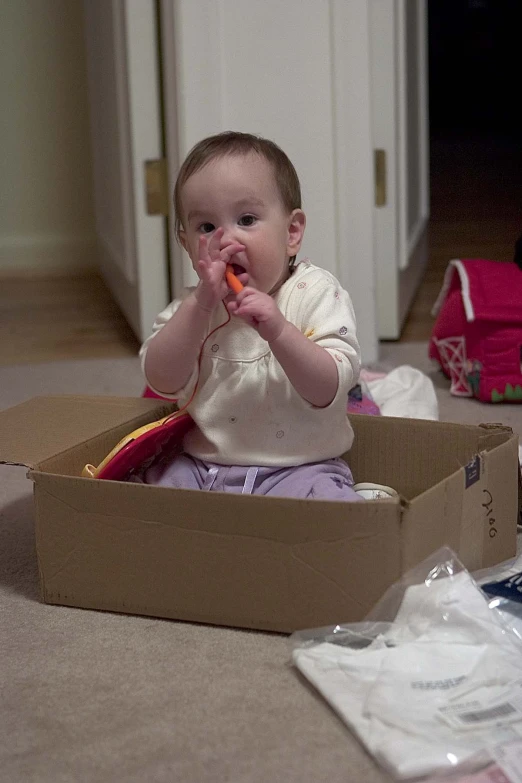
<box><xmin>401</xmin><ymin>0</ymin><xmax>522</xmax><ymax>341</ymax></box>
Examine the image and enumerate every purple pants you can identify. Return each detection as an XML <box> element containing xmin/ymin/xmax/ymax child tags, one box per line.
<box><xmin>130</xmin><ymin>453</ymin><xmax>361</xmax><ymax>501</ymax></box>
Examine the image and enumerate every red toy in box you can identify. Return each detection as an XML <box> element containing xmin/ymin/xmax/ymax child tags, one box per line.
<box><xmin>429</xmin><ymin>258</ymin><xmax>522</xmax><ymax>403</ymax></box>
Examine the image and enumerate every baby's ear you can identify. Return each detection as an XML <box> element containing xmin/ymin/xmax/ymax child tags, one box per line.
<box><xmin>287</xmin><ymin>209</ymin><xmax>306</xmax><ymax>255</ymax></box>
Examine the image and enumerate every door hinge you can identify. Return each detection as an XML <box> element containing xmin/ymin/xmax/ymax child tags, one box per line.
<box><xmin>145</xmin><ymin>158</ymin><xmax>169</xmax><ymax>216</ymax></box>
<box><xmin>374</xmin><ymin>149</ymin><xmax>386</xmax><ymax>207</ymax></box>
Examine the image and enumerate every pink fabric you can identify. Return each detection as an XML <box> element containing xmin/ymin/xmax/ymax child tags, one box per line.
<box><xmin>429</xmin><ymin>259</ymin><xmax>522</xmax><ymax>403</ymax></box>
<box><xmin>464</xmin><ymin>258</ymin><xmax>522</xmax><ymax>322</ymax></box>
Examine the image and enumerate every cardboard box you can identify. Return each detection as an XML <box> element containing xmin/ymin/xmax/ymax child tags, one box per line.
<box><xmin>1</xmin><ymin>395</ymin><xmax>519</xmax><ymax>633</ymax></box>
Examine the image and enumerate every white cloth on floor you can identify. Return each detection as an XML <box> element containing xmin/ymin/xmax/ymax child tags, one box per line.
<box><xmin>293</xmin><ymin>571</ymin><xmax>522</xmax><ymax>780</ymax></box>
<box><xmin>362</xmin><ymin>364</ymin><xmax>438</xmax><ymax>420</ymax></box>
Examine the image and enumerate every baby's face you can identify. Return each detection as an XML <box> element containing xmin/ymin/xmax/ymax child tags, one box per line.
<box><xmin>179</xmin><ymin>153</ymin><xmax>304</xmax><ymax>295</ymax></box>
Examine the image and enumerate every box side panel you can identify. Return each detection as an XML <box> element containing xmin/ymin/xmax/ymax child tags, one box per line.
<box><xmin>288</xmin><ymin>503</ymin><xmax>402</xmax><ymax>626</ymax></box>
<box><xmin>402</xmin><ymin>436</ymin><xmax>518</xmax><ymax>572</ymax></box>
<box><xmin>347</xmin><ymin>414</ymin><xmax>503</xmax><ymax>500</ymax></box>
<box><xmin>33</xmin><ymin>484</ymin><xmax>46</xmax><ymax>603</ymax></box>
<box><xmin>32</xmin><ymin>474</ymin><xmax>402</xmax><ymax>632</ymax></box>
<box><xmin>400</xmin><ymin>475</ymin><xmax>465</xmax><ymax>571</ymax></box>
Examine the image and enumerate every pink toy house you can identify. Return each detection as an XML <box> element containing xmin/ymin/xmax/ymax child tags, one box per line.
<box><xmin>429</xmin><ymin>259</ymin><xmax>522</xmax><ymax>403</ymax></box>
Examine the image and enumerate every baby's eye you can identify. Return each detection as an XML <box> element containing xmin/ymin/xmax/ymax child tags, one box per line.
<box><xmin>238</xmin><ymin>215</ymin><xmax>256</xmax><ymax>227</ymax></box>
<box><xmin>198</xmin><ymin>222</ymin><xmax>215</xmax><ymax>234</ymax></box>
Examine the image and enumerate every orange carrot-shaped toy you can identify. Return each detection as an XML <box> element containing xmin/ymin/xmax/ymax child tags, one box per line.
<box><xmin>226</xmin><ymin>265</ymin><xmax>244</xmax><ymax>294</ymax></box>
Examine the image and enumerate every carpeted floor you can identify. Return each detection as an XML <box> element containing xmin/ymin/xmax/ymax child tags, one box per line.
<box><xmin>1</xmin><ymin>345</ymin><xmax>521</xmax><ymax>783</ymax></box>
<box><xmin>378</xmin><ymin>343</ymin><xmax>522</xmax><ymax>435</ymax></box>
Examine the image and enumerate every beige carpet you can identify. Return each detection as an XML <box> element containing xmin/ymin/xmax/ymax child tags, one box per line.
<box><xmin>1</xmin><ymin>346</ymin><xmax>521</xmax><ymax>783</ymax></box>
<box><xmin>378</xmin><ymin>343</ymin><xmax>522</xmax><ymax>435</ymax></box>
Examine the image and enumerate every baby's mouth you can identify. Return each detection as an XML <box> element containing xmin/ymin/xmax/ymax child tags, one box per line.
<box><xmin>229</xmin><ymin>263</ymin><xmax>249</xmax><ymax>287</ymax></box>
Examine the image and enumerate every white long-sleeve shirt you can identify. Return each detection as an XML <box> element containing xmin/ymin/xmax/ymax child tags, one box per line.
<box><xmin>140</xmin><ymin>260</ymin><xmax>361</xmax><ymax>467</ymax></box>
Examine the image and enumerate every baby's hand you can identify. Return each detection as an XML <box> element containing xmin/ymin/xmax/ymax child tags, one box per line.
<box><xmin>227</xmin><ymin>287</ymin><xmax>286</xmax><ymax>343</ymax></box>
<box><xmin>194</xmin><ymin>228</ymin><xmax>245</xmax><ymax>312</ymax></box>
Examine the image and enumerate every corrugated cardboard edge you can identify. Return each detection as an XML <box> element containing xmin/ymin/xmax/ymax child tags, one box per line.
<box><xmin>478</xmin><ymin>423</ymin><xmax>522</xmax><ymax>526</ymax></box>
<box><xmin>0</xmin><ymin>395</ymin><xmax>173</xmax><ymax>470</ymax></box>
<box><xmin>517</xmin><ymin>447</ymin><xmax>522</xmax><ymax>526</ymax></box>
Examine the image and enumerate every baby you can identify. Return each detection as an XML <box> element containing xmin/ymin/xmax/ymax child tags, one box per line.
<box><xmin>138</xmin><ymin>131</ymin><xmax>362</xmax><ymax>500</ymax></box>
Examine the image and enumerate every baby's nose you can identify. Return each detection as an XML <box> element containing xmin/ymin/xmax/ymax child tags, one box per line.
<box><xmin>221</xmin><ymin>226</ymin><xmax>241</xmax><ymax>247</ymax></box>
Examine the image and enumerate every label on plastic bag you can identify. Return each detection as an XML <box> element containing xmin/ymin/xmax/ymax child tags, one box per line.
<box><xmin>489</xmin><ymin>740</ymin><xmax>522</xmax><ymax>783</ymax></box>
<box><xmin>439</xmin><ymin>680</ymin><xmax>522</xmax><ymax>731</ymax></box>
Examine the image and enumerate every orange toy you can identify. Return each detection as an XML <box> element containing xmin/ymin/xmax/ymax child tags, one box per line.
<box><xmin>226</xmin><ymin>265</ymin><xmax>244</xmax><ymax>294</ymax></box>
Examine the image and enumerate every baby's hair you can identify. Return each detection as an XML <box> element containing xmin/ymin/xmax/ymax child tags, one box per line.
<box><xmin>174</xmin><ymin>131</ymin><xmax>302</xmax><ymax>264</ymax></box>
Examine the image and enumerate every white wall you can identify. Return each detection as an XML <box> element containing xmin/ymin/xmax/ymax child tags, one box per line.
<box><xmin>0</xmin><ymin>0</ymin><xmax>97</xmax><ymax>275</ymax></box>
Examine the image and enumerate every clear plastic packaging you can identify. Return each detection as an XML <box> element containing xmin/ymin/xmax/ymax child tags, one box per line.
<box><xmin>291</xmin><ymin>547</ymin><xmax>522</xmax><ymax>781</ymax></box>
<box><xmin>474</xmin><ymin>556</ymin><xmax>522</xmax><ymax>645</ymax></box>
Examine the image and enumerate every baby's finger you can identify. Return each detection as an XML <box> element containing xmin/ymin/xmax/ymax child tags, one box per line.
<box><xmin>235</xmin><ymin>301</ymin><xmax>264</xmax><ymax>321</ymax></box>
<box><xmin>198</xmin><ymin>234</ymin><xmax>210</xmax><ymax>263</ymax></box>
<box><xmin>235</xmin><ymin>286</ymin><xmax>256</xmax><ymax>303</ymax></box>
<box><xmin>208</xmin><ymin>227</ymin><xmax>224</xmax><ymax>260</ymax></box>
<box><xmin>226</xmin><ymin>299</ymin><xmax>239</xmax><ymax>314</ymax></box>
<box><xmin>221</xmin><ymin>243</ymin><xmax>245</xmax><ymax>262</ymax></box>
<box><xmin>197</xmin><ymin>258</ymin><xmax>211</xmax><ymax>280</ymax></box>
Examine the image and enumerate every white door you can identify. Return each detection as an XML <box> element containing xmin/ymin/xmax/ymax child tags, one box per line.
<box><xmin>158</xmin><ymin>0</ymin><xmax>378</xmax><ymax>363</ymax></box>
<box><xmin>370</xmin><ymin>0</ymin><xmax>430</xmax><ymax>339</ymax></box>
<box><xmin>84</xmin><ymin>1</ymin><xmax>426</xmax><ymax>353</ymax></box>
<box><xmin>83</xmin><ymin>0</ymin><xmax>170</xmax><ymax>342</ymax></box>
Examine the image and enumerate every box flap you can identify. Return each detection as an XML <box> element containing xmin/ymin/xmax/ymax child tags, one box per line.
<box><xmin>0</xmin><ymin>395</ymin><xmax>169</xmax><ymax>468</ymax></box>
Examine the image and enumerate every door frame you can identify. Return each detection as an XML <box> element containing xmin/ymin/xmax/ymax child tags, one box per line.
<box><xmin>83</xmin><ymin>0</ymin><xmax>170</xmax><ymax>341</ymax></box>
<box><xmin>370</xmin><ymin>0</ymin><xmax>430</xmax><ymax>339</ymax></box>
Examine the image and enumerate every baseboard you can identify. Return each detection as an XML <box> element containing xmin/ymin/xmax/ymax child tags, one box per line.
<box><xmin>0</xmin><ymin>235</ymin><xmax>99</xmax><ymax>277</ymax></box>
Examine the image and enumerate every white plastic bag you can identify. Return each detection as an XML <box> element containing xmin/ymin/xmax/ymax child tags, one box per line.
<box><xmin>291</xmin><ymin>548</ymin><xmax>522</xmax><ymax>781</ymax></box>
